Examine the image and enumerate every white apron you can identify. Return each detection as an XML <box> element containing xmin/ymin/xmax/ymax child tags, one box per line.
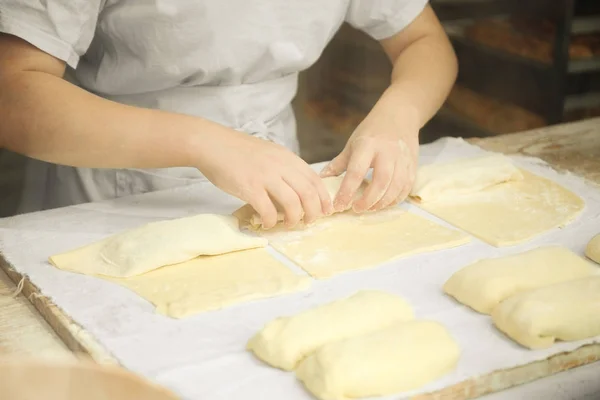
<box><xmin>0</xmin><ymin>0</ymin><xmax>427</xmax><ymax>213</ymax></box>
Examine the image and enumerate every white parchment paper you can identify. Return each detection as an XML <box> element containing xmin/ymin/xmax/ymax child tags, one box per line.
<box><xmin>1</xmin><ymin>138</ymin><xmax>599</xmax><ymax>400</ymax></box>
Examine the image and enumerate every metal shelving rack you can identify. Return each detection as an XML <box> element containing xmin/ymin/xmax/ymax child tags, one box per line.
<box><xmin>428</xmin><ymin>0</ymin><xmax>600</xmax><ymax>136</ymax></box>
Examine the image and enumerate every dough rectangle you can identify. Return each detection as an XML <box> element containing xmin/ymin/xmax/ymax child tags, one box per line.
<box><xmin>444</xmin><ymin>246</ymin><xmax>599</xmax><ymax>314</ymax></box>
<box><xmin>246</xmin><ymin>290</ymin><xmax>414</xmax><ymax>371</ymax></box>
<box><xmin>415</xmin><ymin>169</ymin><xmax>584</xmax><ymax>247</ymax></box>
<box><xmin>411</xmin><ymin>154</ymin><xmax>523</xmax><ymax>203</ymax></box>
<box><xmin>492</xmin><ymin>276</ymin><xmax>600</xmax><ymax>349</ymax></box>
<box><xmin>266</xmin><ymin>210</ymin><xmax>470</xmax><ymax>279</ymax></box>
<box><xmin>107</xmin><ymin>248</ymin><xmax>311</xmax><ymax>318</ymax></box>
<box><xmin>295</xmin><ymin>320</ymin><xmax>460</xmax><ymax>400</ymax></box>
<box><xmin>49</xmin><ymin>214</ymin><xmax>267</xmax><ymax>278</ymax></box>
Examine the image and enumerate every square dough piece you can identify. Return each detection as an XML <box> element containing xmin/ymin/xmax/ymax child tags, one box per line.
<box><xmin>415</xmin><ymin>169</ymin><xmax>584</xmax><ymax>246</ymax></box>
<box><xmin>107</xmin><ymin>248</ymin><xmax>310</xmax><ymax>318</ymax></box>
<box><xmin>444</xmin><ymin>246</ymin><xmax>599</xmax><ymax>314</ymax></box>
<box><xmin>262</xmin><ymin>209</ymin><xmax>470</xmax><ymax>279</ymax></box>
<box><xmin>492</xmin><ymin>276</ymin><xmax>600</xmax><ymax>349</ymax></box>
<box><xmin>247</xmin><ymin>290</ymin><xmax>414</xmax><ymax>371</ymax></box>
<box><xmin>295</xmin><ymin>320</ymin><xmax>460</xmax><ymax>400</ymax></box>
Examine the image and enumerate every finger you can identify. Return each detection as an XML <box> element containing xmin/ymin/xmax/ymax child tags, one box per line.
<box><xmin>303</xmin><ymin>169</ymin><xmax>334</xmax><ymax>216</ymax></box>
<box><xmin>267</xmin><ymin>179</ymin><xmax>303</xmax><ymax>228</ymax></box>
<box><xmin>353</xmin><ymin>153</ymin><xmax>394</xmax><ymax>212</ymax></box>
<box><xmin>283</xmin><ymin>174</ymin><xmax>322</xmax><ymax>225</ymax></box>
<box><xmin>334</xmin><ymin>144</ymin><xmax>374</xmax><ymax>212</ymax></box>
<box><xmin>248</xmin><ymin>190</ymin><xmax>279</xmax><ymax>229</ymax></box>
<box><xmin>370</xmin><ymin>160</ymin><xmax>405</xmax><ymax>210</ymax></box>
<box><xmin>320</xmin><ymin>149</ymin><xmax>349</xmax><ymax>178</ymax></box>
<box><xmin>395</xmin><ymin>160</ymin><xmax>417</xmax><ymax>205</ymax></box>
<box><xmin>395</xmin><ymin>172</ymin><xmax>414</xmax><ymax>206</ymax></box>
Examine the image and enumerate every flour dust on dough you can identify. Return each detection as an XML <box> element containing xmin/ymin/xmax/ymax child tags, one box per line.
<box><xmin>492</xmin><ymin>276</ymin><xmax>600</xmax><ymax>349</ymax></box>
<box><xmin>295</xmin><ymin>320</ymin><xmax>460</xmax><ymax>400</ymax></box>
<box><xmin>265</xmin><ymin>208</ymin><xmax>470</xmax><ymax>279</ymax></box>
<box><xmin>410</xmin><ymin>155</ymin><xmax>584</xmax><ymax>246</ymax></box>
<box><xmin>585</xmin><ymin>233</ymin><xmax>600</xmax><ymax>264</ymax></box>
<box><xmin>49</xmin><ymin>214</ymin><xmax>267</xmax><ymax>278</ymax></box>
<box><xmin>444</xmin><ymin>246</ymin><xmax>599</xmax><ymax>314</ymax></box>
<box><xmin>108</xmin><ymin>248</ymin><xmax>310</xmax><ymax>318</ymax></box>
<box><xmin>247</xmin><ymin>290</ymin><xmax>414</xmax><ymax>370</ymax></box>
<box><xmin>233</xmin><ymin>174</ymin><xmax>368</xmax><ymax>230</ymax></box>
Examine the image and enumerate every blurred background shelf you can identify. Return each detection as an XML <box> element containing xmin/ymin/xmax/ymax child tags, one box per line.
<box><xmin>294</xmin><ymin>0</ymin><xmax>600</xmax><ymax>162</ymax></box>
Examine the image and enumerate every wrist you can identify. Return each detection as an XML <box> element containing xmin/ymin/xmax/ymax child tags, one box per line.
<box><xmin>380</xmin><ymin>84</ymin><xmax>422</xmax><ymax>131</ymax></box>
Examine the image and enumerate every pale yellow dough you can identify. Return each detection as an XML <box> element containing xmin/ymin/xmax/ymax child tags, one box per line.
<box><xmin>234</xmin><ymin>174</ymin><xmax>367</xmax><ymax>229</ymax></box>
<box><xmin>411</xmin><ymin>154</ymin><xmax>523</xmax><ymax>202</ymax></box>
<box><xmin>263</xmin><ymin>209</ymin><xmax>470</xmax><ymax>279</ymax></box>
<box><xmin>492</xmin><ymin>276</ymin><xmax>600</xmax><ymax>349</ymax></box>
<box><xmin>108</xmin><ymin>248</ymin><xmax>310</xmax><ymax>318</ymax></box>
<box><xmin>585</xmin><ymin>234</ymin><xmax>600</xmax><ymax>264</ymax></box>
<box><xmin>444</xmin><ymin>246</ymin><xmax>599</xmax><ymax>314</ymax></box>
<box><xmin>410</xmin><ymin>156</ymin><xmax>584</xmax><ymax>247</ymax></box>
<box><xmin>247</xmin><ymin>290</ymin><xmax>414</xmax><ymax>370</ymax></box>
<box><xmin>295</xmin><ymin>320</ymin><xmax>460</xmax><ymax>400</ymax></box>
<box><xmin>49</xmin><ymin>214</ymin><xmax>267</xmax><ymax>278</ymax></box>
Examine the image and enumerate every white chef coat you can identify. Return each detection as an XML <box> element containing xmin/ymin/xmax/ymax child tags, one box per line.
<box><xmin>0</xmin><ymin>0</ymin><xmax>427</xmax><ymax>213</ymax></box>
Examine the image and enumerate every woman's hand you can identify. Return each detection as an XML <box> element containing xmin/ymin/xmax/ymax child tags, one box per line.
<box><xmin>320</xmin><ymin>102</ymin><xmax>419</xmax><ymax>213</ymax></box>
<box><xmin>197</xmin><ymin>129</ymin><xmax>333</xmax><ymax>229</ymax></box>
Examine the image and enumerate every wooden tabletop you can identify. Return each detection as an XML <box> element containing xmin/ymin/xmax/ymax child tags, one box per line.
<box><xmin>0</xmin><ymin>117</ymin><xmax>599</xmax><ymax>388</ymax></box>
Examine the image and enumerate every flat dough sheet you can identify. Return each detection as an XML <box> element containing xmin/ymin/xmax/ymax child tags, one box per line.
<box><xmin>106</xmin><ymin>248</ymin><xmax>310</xmax><ymax>318</ymax></box>
<box><xmin>260</xmin><ymin>209</ymin><xmax>470</xmax><ymax>279</ymax></box>
<box><xmin>415</xmin><ymin>170</ymin><xmax>584</xmax><ymax>246</ymax></box>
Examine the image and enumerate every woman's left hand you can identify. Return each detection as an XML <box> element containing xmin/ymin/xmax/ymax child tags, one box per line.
<box><xmin>320</xmin><ymin>104</ymin><xmax>419</xmax><ymax>213</ymax></box>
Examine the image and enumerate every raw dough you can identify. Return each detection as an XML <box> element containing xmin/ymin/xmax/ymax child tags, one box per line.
<box><xmin>247</xmin><ymin>290</ymin><xmax>413</xmax><ymax>370</ymax></box>
<box><xmin>411</xmin><ymin>154</ymin><xmax>523</xmax><ymax>203</ymax></box>
<box><xmin>444</xmin><ymin>246</ymin><xmax>599</xmax><ymax>314</ymax></box>
<box><xmin>265</xmin><ymin>209</ymin><xmax>469</xmax><ymax>279</ymax></box>
<box><xmin>234</xmin><ymin>174</ymin><xmax>367</xmax><ymax>229</ymax></box>
<box><xmin>295</xmin><ymin>320</ymin><xmax>460</xmax><ymax>400</ymax></box>
<box><xmin>492</xmin><ymin>276</ymin><xmax>600</xmax><ymax>349</ymax></box>
<box><xmin>411</xmin><ymin>157</ymin><xmax>584</xmax><ymax>246</ymax></box>
<box><xmin>108</xmin><ymin>248</ymin><xmax>310</xmax><ymax>318</ymax></box>
<box><xmin>585</xmin><ymin>234</ymin><xmax>600</xmax><ymax>264</ymax></box>
<box><xmin>49</xmin><ymin>214</ymin><xmax>267</xmax><ymax>278</ymax></box>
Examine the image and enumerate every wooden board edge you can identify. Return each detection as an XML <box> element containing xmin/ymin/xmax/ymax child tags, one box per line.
<box><xmin>0</xmin><ymin>255</ymin><xmax>119</xmax><ymax>365</ymax></box>
<box><xmin>411</xmin><ymin>342</ymin><xmax>600</xmax><ymax>400</ymax></box>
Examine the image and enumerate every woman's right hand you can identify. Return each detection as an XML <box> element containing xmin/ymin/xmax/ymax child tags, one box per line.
<box><xmin>196</xmin><ymin>128</ymin><xmax>333</xmax><ymax>229</ymax></box>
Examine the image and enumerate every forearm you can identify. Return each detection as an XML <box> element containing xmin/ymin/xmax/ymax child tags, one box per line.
<box><xmin>0</xmin><ymin>71</ymin><xmax>223</xmax><ymax>169</ymax></box>
<box><xmin>374</xmin><ymin>21</ymin><xmax>458</xmax><ymax>133</ymax></box>
<box><xmin>386</xmin><ymin>32</ymin><xmax>457</xmax><ymax>128</ymax></box>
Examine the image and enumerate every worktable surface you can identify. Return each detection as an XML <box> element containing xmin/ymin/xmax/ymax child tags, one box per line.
<box><xmin>1</xmin><ymin>117</ymin><xmax>599</xmax><ymax>399</ymax></box>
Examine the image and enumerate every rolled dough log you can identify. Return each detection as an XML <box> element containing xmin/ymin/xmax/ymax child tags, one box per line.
<box><xmin>444</xmin><ymin>246</ymin><xmax>599</xmax><ymax>314</ymax></box>
<box><xmin>264</xmin><ymin>209</ymin><xmax>470</xmax><ymax>279</ymax></box>
<box><xmin>295</xmin><ymin>320</ymin><xmax>460</xmax><ymax>400</ymax></box>
<box><xmin>410</xmin><ymin>156</ymin><xmax>584</xmax><ymax>246</ymax></box>
<box><xmin>109</xmin><ymin>248</ymin><xmax>310</xmax><ymax>318</ymax></box>
<box><xmin>233</xmin><ymin>174</ymin><xmax>367</xmax><ymax>229</ymax></box>
<box><xmin>585</xmin><ymin>234</ymin><xmax>600</xmax><ymax>264</ymax></box>
<box><xmin>49</xmin><ymin>214</ymin><xmax>266</xmax><ymax>278</ymax></box>
<box><xmin>492</xmin><ymin>276</ymin><xmax>600</xmax><ymax>349</ymax></box>
<box><xmin>410</xmin><ymin>154</ymin><xmax>523</xmax><ymax>203</ymax></box>
<box><xmin>246</xmin><ymin>290</ymin><xmax>413</xmax><ymax>371</ymax></box>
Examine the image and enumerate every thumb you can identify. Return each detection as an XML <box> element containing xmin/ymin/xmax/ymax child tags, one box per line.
<box><xmin>320</xmin><ymin>149</ymin><xmax>350</xmax><ymax>178</ymax></box>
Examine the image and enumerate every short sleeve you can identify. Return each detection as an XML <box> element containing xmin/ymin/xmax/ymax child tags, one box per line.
<box><xmin>0</xmin><ymin>0</ymin><xmax>104</xmax><ymax>68</ymax></box>
<box><xmin>345</xmin><ymin>0</ymin><xmax>429</xmax><ymax>41</ymax></box>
